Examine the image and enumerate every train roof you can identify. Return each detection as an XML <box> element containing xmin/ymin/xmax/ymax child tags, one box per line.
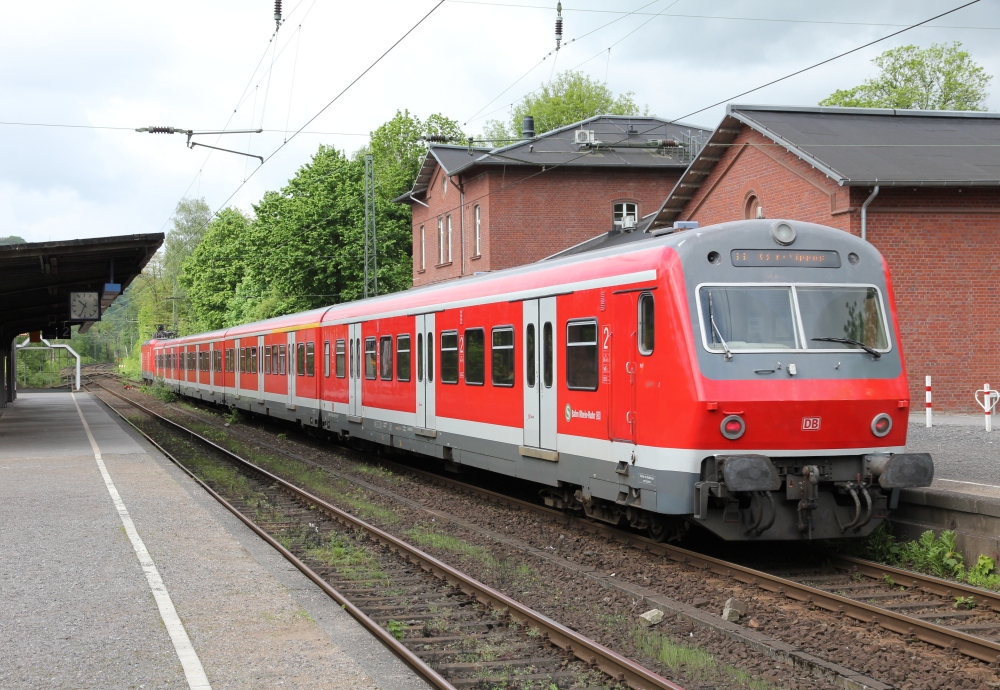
<box><xmin>146</xmin><ymin>219</ymin><xmax>864</xmax><ymax>344</ymax></box>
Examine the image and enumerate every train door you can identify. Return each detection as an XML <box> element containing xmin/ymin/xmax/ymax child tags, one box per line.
<box><xmin>348</xmin><ymin>323</ymin><xmax>362</xmax><ymax>420</ymax></box>
<box><xmin>610</xmin><ymin>292</ymin><xmax>637</xmax><ymax>445</ymax></box>
<box><xmin>286</xmin><ymin>332</ymin><xmax>296</xmax><ymax>409</ymax></box>
<box><xmin>234</xmin><ymin>338</ymin><xmax>241</xmax><ymax>397</ymax></box>
<box><xmin>523</xmin><ymin>298</ymin><xmax>557</xmax><ymax>450</ymax></box>
<box><xmin>257</xmin><ymin>335</ymin><xmax>264</xmax><ymax>401</ymax></box>
<box><xmin>415</xmin><ymin>314</ymin><xmax>436</xmax><ymax>431</ymax></box>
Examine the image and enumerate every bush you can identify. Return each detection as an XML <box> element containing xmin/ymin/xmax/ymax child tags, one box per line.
<box><xmin>141</xmin><ymin>378</ymin><xmax>177</xmax><ymax>403</ymax></box>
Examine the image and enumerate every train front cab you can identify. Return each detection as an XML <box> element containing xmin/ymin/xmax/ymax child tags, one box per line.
<box><xmin>675</xmin><ymin>220</ymin><xmax>933</xmax><ymax>540</ymax></box>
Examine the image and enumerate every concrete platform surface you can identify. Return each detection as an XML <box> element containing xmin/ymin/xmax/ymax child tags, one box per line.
<box><xmin>0</xmin><ymin>391</ymin><xmax>429</xmax><ymax>689</ymax></box>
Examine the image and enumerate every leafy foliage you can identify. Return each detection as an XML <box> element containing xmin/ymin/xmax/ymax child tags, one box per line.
<box><xmin>481</xmin><ymin>70</ymin><xmax>645</xmax><ymax>144</ymax></box>
<box><xmin>0</xmin><ymin>235</ymin><xmax>26</xmax><ymax>245</ymax></box>
<box><xmin>859</xmin><ymin>525</ymin><xmax>1000</xmax><ymax>590</ymax></box>
<box><xmin>820</xmin><ymin>42</ymin><xmax>992</xmax><ymax>111</ymax></box>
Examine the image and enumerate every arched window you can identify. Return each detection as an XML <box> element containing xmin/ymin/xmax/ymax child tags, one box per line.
<box><xmin>744</xmin><ymin>194</ymin><xmax>760</xmax><ymax>220</ymax></box>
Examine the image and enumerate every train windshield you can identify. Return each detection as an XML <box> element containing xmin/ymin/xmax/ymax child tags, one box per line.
<box><xmin>698</xmin><ymin>284</ymin><xmax>889</xmax><ymax>354</ymax></box>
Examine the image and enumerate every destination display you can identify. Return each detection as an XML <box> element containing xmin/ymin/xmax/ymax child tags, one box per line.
<box><xmin>731</xmin><ymin>249</ymin><xmax>841</xmax><ymax>268</ymax></box>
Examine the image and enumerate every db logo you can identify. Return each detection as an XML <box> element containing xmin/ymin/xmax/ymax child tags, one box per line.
<box><xmin>801</xmin><ymin>417</ymin><xmax>822</xmax><ymax>431</ymax></box>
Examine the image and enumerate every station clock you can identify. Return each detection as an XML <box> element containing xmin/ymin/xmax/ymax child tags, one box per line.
<box><xmin>69</xmin><ymin>291</ymin><xmax>100</xmax><ymax>321</ymax></box>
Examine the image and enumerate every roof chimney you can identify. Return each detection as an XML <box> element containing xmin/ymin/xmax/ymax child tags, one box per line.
<box><xmin>522</xmin><ymin>115</ymin><xmax>535</xmax><ymax>140</ymax></box>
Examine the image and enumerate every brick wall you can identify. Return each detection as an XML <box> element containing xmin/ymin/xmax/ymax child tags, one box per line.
<box><xmin>677</xmin><ymin>125</ymin><xmax>1000</xmax><ymax>412</ymax></box>
<box><xmin>411</xmin><ymin>165</ymin><xmax>680</xmax><ymax>285</ymax></box>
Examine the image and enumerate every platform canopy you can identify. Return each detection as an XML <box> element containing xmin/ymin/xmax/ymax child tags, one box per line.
<box><xmin>0</xmin><ymin>233</ymin><xmax>163</xmax><ymax>338</ymax></box>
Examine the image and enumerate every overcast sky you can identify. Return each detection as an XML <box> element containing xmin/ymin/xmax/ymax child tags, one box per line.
<box><xmin>2</xmin><ymin>0</ymin><xmax>997</xmax><ymax>243</ymax></box>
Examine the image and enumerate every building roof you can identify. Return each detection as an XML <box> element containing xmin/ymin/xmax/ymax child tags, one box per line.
<box><xmin>650</xmin><ymin>104</ymin><xmax>1000</xmax><ymax>228</ymax></box>
<box><xmin>395</xmin><ymin>114</ymin><xmax>711</xmax><ymax>204</ymax></box>
<box><xmin>0</xmin><ymin>233</ymin><xmax>163</xmax><ymax>336</ymax></box>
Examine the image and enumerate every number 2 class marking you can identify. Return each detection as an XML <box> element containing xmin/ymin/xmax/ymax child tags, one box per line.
<box><xmin>603</xmin><ymin>326</ymin><xmax>610</xmax><ymax>350</ymax></box>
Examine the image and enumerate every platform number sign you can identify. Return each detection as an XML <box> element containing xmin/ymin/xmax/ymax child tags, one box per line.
<box><xmin>801</xmin><ymin>417</ymin><xmax>822</xmax><ymax>431</ymax></box>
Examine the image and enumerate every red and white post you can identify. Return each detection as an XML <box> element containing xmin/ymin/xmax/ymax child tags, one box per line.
<box><xmin>926</xmin><ymin>376</ymin><xmax>932</xmax><ymax>428</ymax></box>
<box><xmin>977</xmin><ymin>383</ymin><xmax>1000</xmax><ymax>433</ymax></box>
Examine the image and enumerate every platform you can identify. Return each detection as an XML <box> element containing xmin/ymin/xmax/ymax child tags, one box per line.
<box><xmin>0</xmin><ymin>391</ymin><xmax>429</xmax><ymax>689</ymax></box>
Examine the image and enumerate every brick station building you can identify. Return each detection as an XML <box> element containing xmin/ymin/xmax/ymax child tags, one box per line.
<box><xmin>646</xmin><ymin>104</ymin><xmax>1000</xmax><ymax>412</ymax></box>
<box><xmin>394</xmin><ymin>115</ymin><xmax>708</xmax><ymax>287</ymax></box>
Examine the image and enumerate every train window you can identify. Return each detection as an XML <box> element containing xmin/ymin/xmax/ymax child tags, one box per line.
<box><xmin>417</xmin><ymin>333</ymin><xmax>423</xmax><ymax>382</ymax></box>
<box><xmin>271</xmin><ymin>346</ymin><xmax>277</xmax><ymax>375</ymax></box>
<box><xmin>465</xmin><ymin>329</ymin><xmax>485</xmax><ymax>385</ymax></box>
<box><xmin>491</xmin><ymin>327</ymin><xmax>514</xmax><ymax>387</ymax></box>
<box><xmin>216</xmin><ymin>350</ymin><xmax>222</xmax><ymax>373</ymax></box>
<box><xmin>239</xmin><ymin>348</ymin><xmax>244</xmax><ymax>373</ymax></box>
<box><xmin>279</xmin><ymin>345</ymin><xmax>286</xmax><ymax>375</ymax></box>
<box><xmin>364</xmin><ymin>338</ymin><xmax>377</xmax><ymax>379</ymax></box>
<box><xmin>324</xmin><ymin>341</ymin><xmax>330</xmax><ymax>378</ymax></box>
<box><xmin>699</xmin><ymin>286</ymin><xmax>798</xmax><ymax>351</ymax></box>
<box><xmin>306</xmin><ymin>342</ymin><xmax>315</xmax><ymax>377</ymax></box>
<box><xmin>566</xmin><ymin>320</ymin><xmax>599</xmax><ymax>391</ymax></box>
<box><xmin>526</xmin><ymin>324</ymin><xmax>536</xmax><ymax>387</ymax></box>
<box><xmin>379</xmin><ymin>336</ymin><xmax>393</xmax><ymax>380</ymax></box>
<box><xmin>638</xmin><ymin>293</ymin><xmax>655</xmax><ymax>355</ymax></box>
<box><xmin>797</xmin><ymin>286</ymin><xmax>888</xmax><ymax>351</ymax></box>
<box><xmin>440</xmin><ymin>331</ymin><xmax>458</xmax><ymax>384</ymax></box>
<box><xmin>335</xmin><ymin>339</ymin><xmax>346</xmax><ymax>378</ymax></box>
<box><xmin>397</xmin><ymin>335</ymin><xmax>411</xmax><ymax>382</ymax></box>
<box><xmin>252</xmin><ymin>347</ymin><xmax>258</xmax><ymax>374</ymax></box>
<box><xmin>262</xmin><ymin>346</ymin><xmax>269</xmax><ymax>374</ymax></box>
<box><xmin>543</xmin><ymin>322</ymin><xmax>553</xmax><ymax>388</ymax></box>
<box><xmin>296</xmin><ymin>343</ymin><xmax>305</xmax><ymax>376</ymax></box>
<box><xmin>427</xmin><ymin>331</ymin><xmax>434</xmax><ymax>382</ymax></box>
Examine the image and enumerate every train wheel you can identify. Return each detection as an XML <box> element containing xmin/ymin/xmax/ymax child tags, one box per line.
<box><xmin>647</xmin><ymin>517</ymin><xmax>668</xmax><ymax>542</ymax></box>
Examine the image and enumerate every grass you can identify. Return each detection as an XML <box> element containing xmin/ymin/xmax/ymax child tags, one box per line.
<box><xmin>405</xmin><ymin>524</ymin><xmax>536</xmax><ymax>591</ymax></box>
<box><xmin>307</xmin><ymin>532</ymin><xmax>387</xmax><ymax>584</ymax></box>
<box><xmin>141</xmin><ymin>378</ymin><xmax>177</xmax><ymax>403</ymax></box>
<box><xmin>632</xmin><ymin>625</ymin><xmax>778</xmax><ymax>690</ymax></box>
<box><xmin>855</xmin><ymin>523</ymin><xmax>1000</xmax><ymax>590</ymax></box>
<box><xmin>386</xmin><ymin>619</ymin><xmax>407</xmax><ymax>640</ymax></box>
<box><xmin>354</xmin><ymin>463</ymin><xmax>400</xmax><ymax>484</ymax></box>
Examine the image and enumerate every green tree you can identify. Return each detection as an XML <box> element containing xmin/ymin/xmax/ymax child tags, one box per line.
<box><xmin>178</xmin><ymin>207</ymin><xmax>251</xmax><ymax>331</ymax></box>
<box><xmin>481</xmin><ymin>70</ymin><xmax>646</xmax><ymax>144</ymax></box>
<box><xmin>0</xmin><ymin>235</ymin><xmax>26</xmax><ymax>245</ymax></box>
<box><xmin>820</xmin><ymin>42</ymin><xmax>992</xmax><ymax>110</ymax></box>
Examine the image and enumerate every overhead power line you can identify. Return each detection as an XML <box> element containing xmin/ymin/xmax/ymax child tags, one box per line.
<box><xmin>446</xmin><ymin>0</ymin><xmax>999</xmax><ymax>30</ymax></box>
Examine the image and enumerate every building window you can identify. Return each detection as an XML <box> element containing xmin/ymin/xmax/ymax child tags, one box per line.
<box><xmin>474</xmin><ymin>205</ymin><xmax>481</xmax><ymax>255</ymax></box>
<box><xmin>397</xmin><ymin>334</ymin><xmax>411</xmax><ymax>382</ymax></box>
<box><xmin>491</xmin><ymin>327</ymin><xmax>514</xmax><ymax>387</ymax></box>
<box><xmin>638</xmin><ymin>293</ymin><xmax>655</xmax><ymax>355</ymax></box>
<box><xmin>379</xmin><ymin>336</ymin><xmax>393</xmax><ymax>380</ymax></box>
<box><xmin>465</xmin><ymin>328</ymin><xmax>485</xmax><ymax>385</ymax></box>
<box><xmin>419</xmin><ymin>225</ymin><xmax>425</xmax><ymax>270</ymax></box>
<box><xmin>335</xmin><ymin>339</ymin><xmax>346</xmax><ymax>378</ymax></box>
<box><xmin>438</xmin><ymin>217</ymin><xmax>444</xmax><ymax>264</ymax></box>
<box><xmin>446</xmin><ymin>214</ymin><xmax>453</xmax><ymax>263</ymax></box>
<box><xmin>440</xmin><ymin>331</ymin><xmax>458</xmax><ymax>383</ymax></box>
<box><xmin>613</xmin><ymin>202</ymin><xmax>638</xmax><ymax>231</ymax></box>
<box><xmin>744</xmin><ymin>194</ymin><xmax>760</xmax><ymax>219</ymax></box>
<box><xmin>566</xmin><ymin>320</ymin><xmax>599</xmax><ymax>390</ymax></box>
<box><xmin>365</xmin><ymin>337</ymin><xmax>377</xmax><ymax>379</ymax></box>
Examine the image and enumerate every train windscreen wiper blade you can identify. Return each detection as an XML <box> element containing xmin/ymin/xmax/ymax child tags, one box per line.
<box><xmin>708</xmin><ymin>290</ymin><xmax>732</xmax><ymax>361</ymax></box>
<box><xmin>811</xmin><ymin>336</ymin><xmax>881</xmax><ymax>360</ymax></box>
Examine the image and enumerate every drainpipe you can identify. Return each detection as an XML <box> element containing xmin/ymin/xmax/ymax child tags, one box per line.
<box><xmin>452</xmin><ymin>176</ymin><xmax>466</xmax><ymax>277</ymax></box>
<box><xmin>861</xmin><ymin>185</ymin><xmax>879</xmax><ymax>242</ymax></box>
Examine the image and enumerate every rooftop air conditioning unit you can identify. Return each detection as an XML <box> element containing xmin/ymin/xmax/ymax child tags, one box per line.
<box><xmin>574</xmin><ymin>130</ymin><xmax>595</xmax><ymax>145</ymax></box>
<box><xmin>622</xmin><ymin>215</ymin><xmax>637</xmax><ymax>231</ymax></box>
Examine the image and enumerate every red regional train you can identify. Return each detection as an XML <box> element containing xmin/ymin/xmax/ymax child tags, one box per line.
<box><xmin>142</xmin><ymin>219</ymin><xmax>933</xmax><ymax>541</ymax></box>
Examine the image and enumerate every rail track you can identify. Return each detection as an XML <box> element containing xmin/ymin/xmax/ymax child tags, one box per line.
<box><xmin>86</xmin><ymin>377</ymin><xmax>684</xmax><ymax>690</ymax></box>
<box><xmin>89</xmin><ymin>372</ymin><xmax>1000</xmax><ymax>669</ymax></box>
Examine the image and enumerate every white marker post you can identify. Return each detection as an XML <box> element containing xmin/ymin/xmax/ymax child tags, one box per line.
<box><xmin>926</xmin><ymin>376</ymin><xmax>932</xmax><ymax>428</ymax></box>
<box><xmin>976</xmin><ymin>383</ymin><xmax>1000</xmax><ymax>432</ymax></box>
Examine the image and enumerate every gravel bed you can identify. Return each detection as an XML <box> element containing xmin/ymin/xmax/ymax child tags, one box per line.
<box><xmin>100</xmin><ymin>379</ymin><xmax>1000</xmax><ymax>690</ymax></box>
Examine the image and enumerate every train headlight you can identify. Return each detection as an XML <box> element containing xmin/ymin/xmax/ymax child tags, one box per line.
<box><xmin>871</xmin><ymin>413</ymin><xmax>892</xmax><ymax>437</ymax></box>
<box><xmin>770</xmin><ymin>221</ymin><xmax>796</xmax><ymax>246</ymax></box>
<box><xmin>720</xmin><ymin>415</ymin><xmax>746</xmax><ymax>440</ymax></box>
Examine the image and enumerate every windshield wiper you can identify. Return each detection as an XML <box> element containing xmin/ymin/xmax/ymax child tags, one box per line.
<box><xmin>708</xmin><ymin>291</ymin><xmax>732</xmax><ymax>361</ymax></box>
<box><xmin>811</xmin><ymin>336</ymin><xmax>881</xmax><ymax>360</ymax></box>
